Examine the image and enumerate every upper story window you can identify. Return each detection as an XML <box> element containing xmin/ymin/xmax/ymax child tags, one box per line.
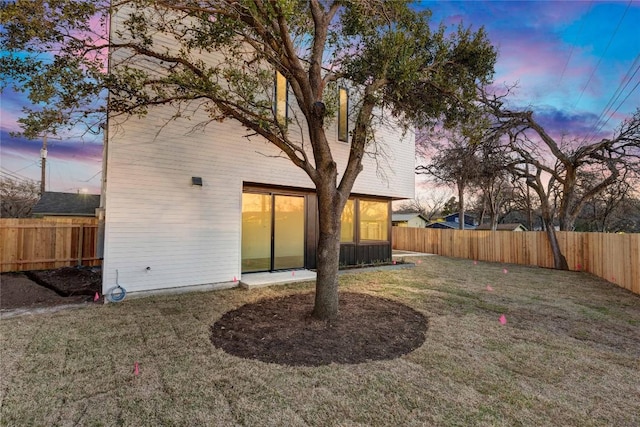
<box><xmin>275</xmin><ymin>71</ymin><xmax>288</xmax><ymax>123</ymax></box>
<box><xmin>338</xmin><ymin>87</ymin><xmax>348</xmax><ymax>142</ymax></box>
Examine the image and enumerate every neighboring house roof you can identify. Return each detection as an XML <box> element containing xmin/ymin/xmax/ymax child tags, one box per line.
<box><xmin>425</xmin><ymin>221</ymin><xmax>477</xmax><ymax>230</ymax></box>
<box><xmin>32</xmin><ymin>192</ymin><xmax>100</xmax><ymax>217</ymax></box>
<box><xmin>442</xmin><ymin>213</ymin><xmax>476</xmax><ymax>226</ymax></box>
<box><xmin>427</xmin><ymin>213</ymin><xmax>477</xmax><ymax>230</ymax></box>
<box><xmin>476</xmin><ymin>223</ymin><xmax>528</xmax><ymax>231</ymax></box>
<box><xmin>392</xmin><ymin>212</ymin><xmax>429</xmax><ymax>223</ymax></box>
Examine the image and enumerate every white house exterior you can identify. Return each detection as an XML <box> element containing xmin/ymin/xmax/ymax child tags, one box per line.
<box><xmin>101</xmin><ymin>8</ymin><xmax>415</xmax><ymax>295</ymax></box>
<box><xmin>392</xmin><ymin>213</ymin><xmax>429</xmax><ymax>228</ymax></box>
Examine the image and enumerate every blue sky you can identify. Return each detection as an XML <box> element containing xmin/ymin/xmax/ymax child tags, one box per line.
<box><xmin>1</xmin><ymin>0</ymin><xmax>639</xmax><ymax>194</ymax></box>
<box><xmin>421</xmin><ymin>0</ymin><xmax>639</xmax><ymax>136</ymax></box>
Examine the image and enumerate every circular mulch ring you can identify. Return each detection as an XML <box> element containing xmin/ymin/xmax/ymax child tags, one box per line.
<box><xmin>210</xmin><ymin>292</ymin><xmax>428</xmax><ymax>367</ymax></box>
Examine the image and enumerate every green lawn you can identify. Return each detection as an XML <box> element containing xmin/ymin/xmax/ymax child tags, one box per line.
<box><xmin>1</xmin><ymin>256</ymin><xmax>639</xmax><ymax>426</ymax></box>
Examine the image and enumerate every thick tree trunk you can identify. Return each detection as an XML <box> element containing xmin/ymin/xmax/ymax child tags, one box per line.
<box><xmin>531</xmin><ymin>182</ymin><xmax>569</xmax><ymax>270</ymax></box>
<box><xmin>312</xmin><ymin>185</ymin><xmax>342</xmax><ymax>320</ymax></box>
<box><xmin>490</xmin><ymin>213</ymin><xmax>498</xmax><ymax>231</ymax></box>
<box><xmin>313</xmin><ymin>224</ymin><xmax>341</xmax><ymax>320</ymax></box>
<box><xmin>544</xmin><ymin>225</ymin><xmax>568</xmax><ymax>270</ymax></box>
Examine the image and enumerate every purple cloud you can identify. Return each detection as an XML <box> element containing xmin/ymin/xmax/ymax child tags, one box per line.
<box><xmin>1</xmin><ymin>130</ymin><xmax>103</xmax><ymax>162</ymax></box>
<box><xmin>532</xmin><ymin>106</ymin><xmax>606</xmax><ymax>141</ymax></box>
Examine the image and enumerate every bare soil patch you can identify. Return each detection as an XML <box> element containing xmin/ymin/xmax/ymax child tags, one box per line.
<box><xmin>210</xmin><ymin>291</ymin><xmax>428</xmax><ymax>366</ymax></box>
<box><xmin>1</xmin><ymin>267</ymin><xmax>101</xmax><ymax>310</ymax></box>
<box><xmin>25</xmin><ymin>267</ymin><xmax>101</xmax><ymax>296</ymax></box>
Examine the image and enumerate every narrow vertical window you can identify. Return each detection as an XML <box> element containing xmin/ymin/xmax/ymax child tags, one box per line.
<box><xmin>338</xmin><ymin>87</ymin><xmax>348</xmax><ymax>142</ymax></box>
<box><xmin>275</xmin><ymin>71</ymin><xmax>287</xmax><ymax>123</ymax></box>
<box><xmin>340</xmin><ymin>199</ymin><xmax>355</xmax><ymax>242</ymax></box>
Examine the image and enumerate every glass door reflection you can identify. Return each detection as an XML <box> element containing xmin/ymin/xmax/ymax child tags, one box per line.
<box><xmin>273</xmin><ymin>195</ymin><xmax>305</xmax><ymax>270</ymax></box>
<box><xmin>241</xmin><ymin>193</ymin><xmax>305</xmax><ymax>272</ymax></box>
<box><xmin>241</xmin><ymin>193</ymin><xmax>272</xmax><ymax>272</ymax></box>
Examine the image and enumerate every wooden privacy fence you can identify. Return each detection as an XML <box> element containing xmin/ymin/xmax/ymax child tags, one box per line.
<box><xmin>392</xmin><ymin>227</ymin><xmax>640</xmax><ymax>295</ymax></box>
<box><xmin>0</xmin><ymin>218</ymin><xmax>101</xmax><ymax>273</ymax></box>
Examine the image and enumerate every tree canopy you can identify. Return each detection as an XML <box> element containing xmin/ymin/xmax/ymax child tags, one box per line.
<box><xmin>1</xmin><ymin>0</ymin><xmax>496</xmax><ymax>318</ymax></box>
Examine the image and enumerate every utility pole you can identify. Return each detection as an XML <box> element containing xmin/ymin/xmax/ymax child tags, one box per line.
<box><xmin>40</xmin><ymin>135</ymin><xmax>47</xmax><ymax>194</ymax></box>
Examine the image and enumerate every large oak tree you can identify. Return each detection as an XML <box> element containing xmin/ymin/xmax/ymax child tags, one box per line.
<box><xmin>1</xmin><ymin>0</ymin><xmax>496</xmax><ymax>319</ymax></box>
<box><xmin>481</xmin><ymin>89</ymin><xmax>640</xmax><ymax>269</ymax></box>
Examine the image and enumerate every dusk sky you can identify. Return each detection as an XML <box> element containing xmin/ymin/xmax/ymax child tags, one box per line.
<box><xmin>1</xmin><ymin>1</ymin><xmax>639</xmax><ymax>194</ymax></box>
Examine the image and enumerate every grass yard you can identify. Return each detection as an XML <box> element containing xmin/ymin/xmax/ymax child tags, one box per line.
<box><xmin>1</xmin><ymin>255</ymin><xmax>639</xmax><ymax>426</ymax></box>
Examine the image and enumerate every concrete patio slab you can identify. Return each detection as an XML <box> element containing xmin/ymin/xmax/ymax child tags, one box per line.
<box><xmin>392</xmin><ymin>250</ymin><xmax>436</xmax><ymax>257</ymax></box>
<box><xmin>240</xmin><ymin>270</ymin><xmax>317</xmax><ymax>289</ymax></box>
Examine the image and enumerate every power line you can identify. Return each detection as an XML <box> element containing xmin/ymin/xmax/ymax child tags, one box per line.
<box><xmin>7</xmin><ymin>160</ymin><xmax>40</xmax><ymax>174</ymax></box>
<box><xmin>81</xmin><ymin>170</ymin><xmax>103</xmax><ymax>182</ymax></box>
<box><xmin>601</xmin><ymin>78</ymin><xmax>640</xmax><ymax>127</ymax></box>
<box><xmin>0</xmin><ymin>166</ymin><xmax>36</xmax><ymax>183</ymax></box>
<box><xmin>591</xmin><ymin>68</ymin><xmax>640</xmax><ymax>139</ymax></box>
<box><xmin>572</xmin><ymin>0</ymin><xmax>633</xmax><ymax>110</ymax></box>
<box><xmin>0</xmin><ymin>172</ymin><xmax>37</xmax><ymax>187</ymax></box>
<box><xmin>581</xmin><ymin>58</ymin><xmax>640</xmax><ymax>143</ymax></box>
<box><xmin>558</xmin><ymin>0</ymin><xmax>593</xmax><ymax>85</ymax></box>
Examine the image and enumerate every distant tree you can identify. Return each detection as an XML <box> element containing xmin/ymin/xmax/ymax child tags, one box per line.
<box><xmin>394</xmin><ymin>200</ymin><xmax>422</xmax><ymax>215</ymax></box>
<box><xmin>482</xmin><ymin>88</ymin><xmax>640</xmax><ymax>269</ymax></box>
<box><xmin>0</xmin><ymin>177</ymin><xmax>39</xmax><ymax>218</ymax></box>
<box><xmin>416</xmin><ymin>125</ymin><xmax>484</xmax><ymax>229</ymax></box>
<box><xmin>1</xmin><ymin>0</ymin><xmax>496</xmax><ymax>319</ymax></box>
<box><xmin>470</xmin><ymin>181</ymin><xmax>513</xmax><ymax>228</ymax></box>
<box><xmin>574</xmin><ymin>177</ymin><xmax>639</xmax><ymax>232</ymax></box>
<box><xmin>441</xmin><ymin>196</ymin><xmax>459</xmax><ymax>216</ymax></box>
<box><xmin>507</xmin><ymin>170</ymin><xmax>539</xmax><ymax>230</ymax></box>
<box><xmin>603</xmin><ymin>194</ymin><xmax>640</xmax><ymax>233</ymax></box>
<box><xmin>394</xmin><ymin>192</ymin><xmax>450</xmax><ymax>221</ymax></box>
<box><xmin>471</xmin><ymin>137</ymin><xmax>512</xmax><ymax>229</ymax></box>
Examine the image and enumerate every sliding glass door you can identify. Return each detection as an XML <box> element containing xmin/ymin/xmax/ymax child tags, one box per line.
<box><xmin>242</xmin><ymin>193</ymin><xmax>305</xmax><ymax>272</ymax></box>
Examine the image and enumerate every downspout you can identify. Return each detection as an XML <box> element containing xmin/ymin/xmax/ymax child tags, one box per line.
<box><xmin>97</xmin><ymin>3</ymin><xmax>113</xmax><ymax>262</ymax></box>
<box><xmin>96</xmin><ymin>127</ymin><xmax>108</xmax><ymax>259</ymax></box>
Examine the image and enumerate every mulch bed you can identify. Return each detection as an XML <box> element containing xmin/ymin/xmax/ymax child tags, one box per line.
<box><xmin>211</xmin><ymin>292</ymin><xmax>428</xmax><ymax>366</ymax></box>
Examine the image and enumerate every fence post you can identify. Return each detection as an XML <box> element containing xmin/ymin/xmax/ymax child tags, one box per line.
<box><xmin>77</xmin><ymin>225</ymin><xmax>84</xmax><ymax>266</ymax></box>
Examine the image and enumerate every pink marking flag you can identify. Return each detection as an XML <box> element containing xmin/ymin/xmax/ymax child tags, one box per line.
<box><xmin>499</xmin><ymin>314</ymin><xmax>507</xmax><ymax>325</ymax></box>
<box><xmin>473</xmin><ymin>260</ymin><xmax>478</xmax><ymax>265</ymax></box>
<box><xmin>392</xmin><ymin>260</ymin><xmax>397</xmax><ymax>265</ymax></box>
<box><xmin>486</xmin><ymin>285</ymin><xmax>494</xmax><ymax>292</ymax></box>
<box><xmin>292</xmin><ymin>271</ymin><xmax>295</xmax><ymax>277</ymax></box>
<box><xmin>134</xmin><ymin>362</ymin><xmax>139</xmax><ymax>376</ymax></box>
<box><xmin>503</xmin><ymin>268</ymin><xmax>508</xmax><ymax>274</ymax></box>
<box><xmin>233</xmin><ymin>276</ymin><xmax>237</xmax><ymax>282</ymax></box>
<box><xmin>417</xmin><ymin>260</ymin><xmax>422</xmax><ymax>264</ymax></box>
<box><xmin>93</xmin><ymin>292</ymin><xmax>100</xmax><ymax>302</ymax></box>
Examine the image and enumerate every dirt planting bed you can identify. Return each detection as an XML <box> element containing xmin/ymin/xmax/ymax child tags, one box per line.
<box><xmin>1</xmin><ymin>267</ymin><xmax>101</xmax><ymax>310</ymax></box>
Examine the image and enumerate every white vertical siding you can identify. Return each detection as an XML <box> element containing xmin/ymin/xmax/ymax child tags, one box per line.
<box><xmin>103</xmin><ymin>107</ymin><xmax>414</xmax><ymax>293</ymax></box>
